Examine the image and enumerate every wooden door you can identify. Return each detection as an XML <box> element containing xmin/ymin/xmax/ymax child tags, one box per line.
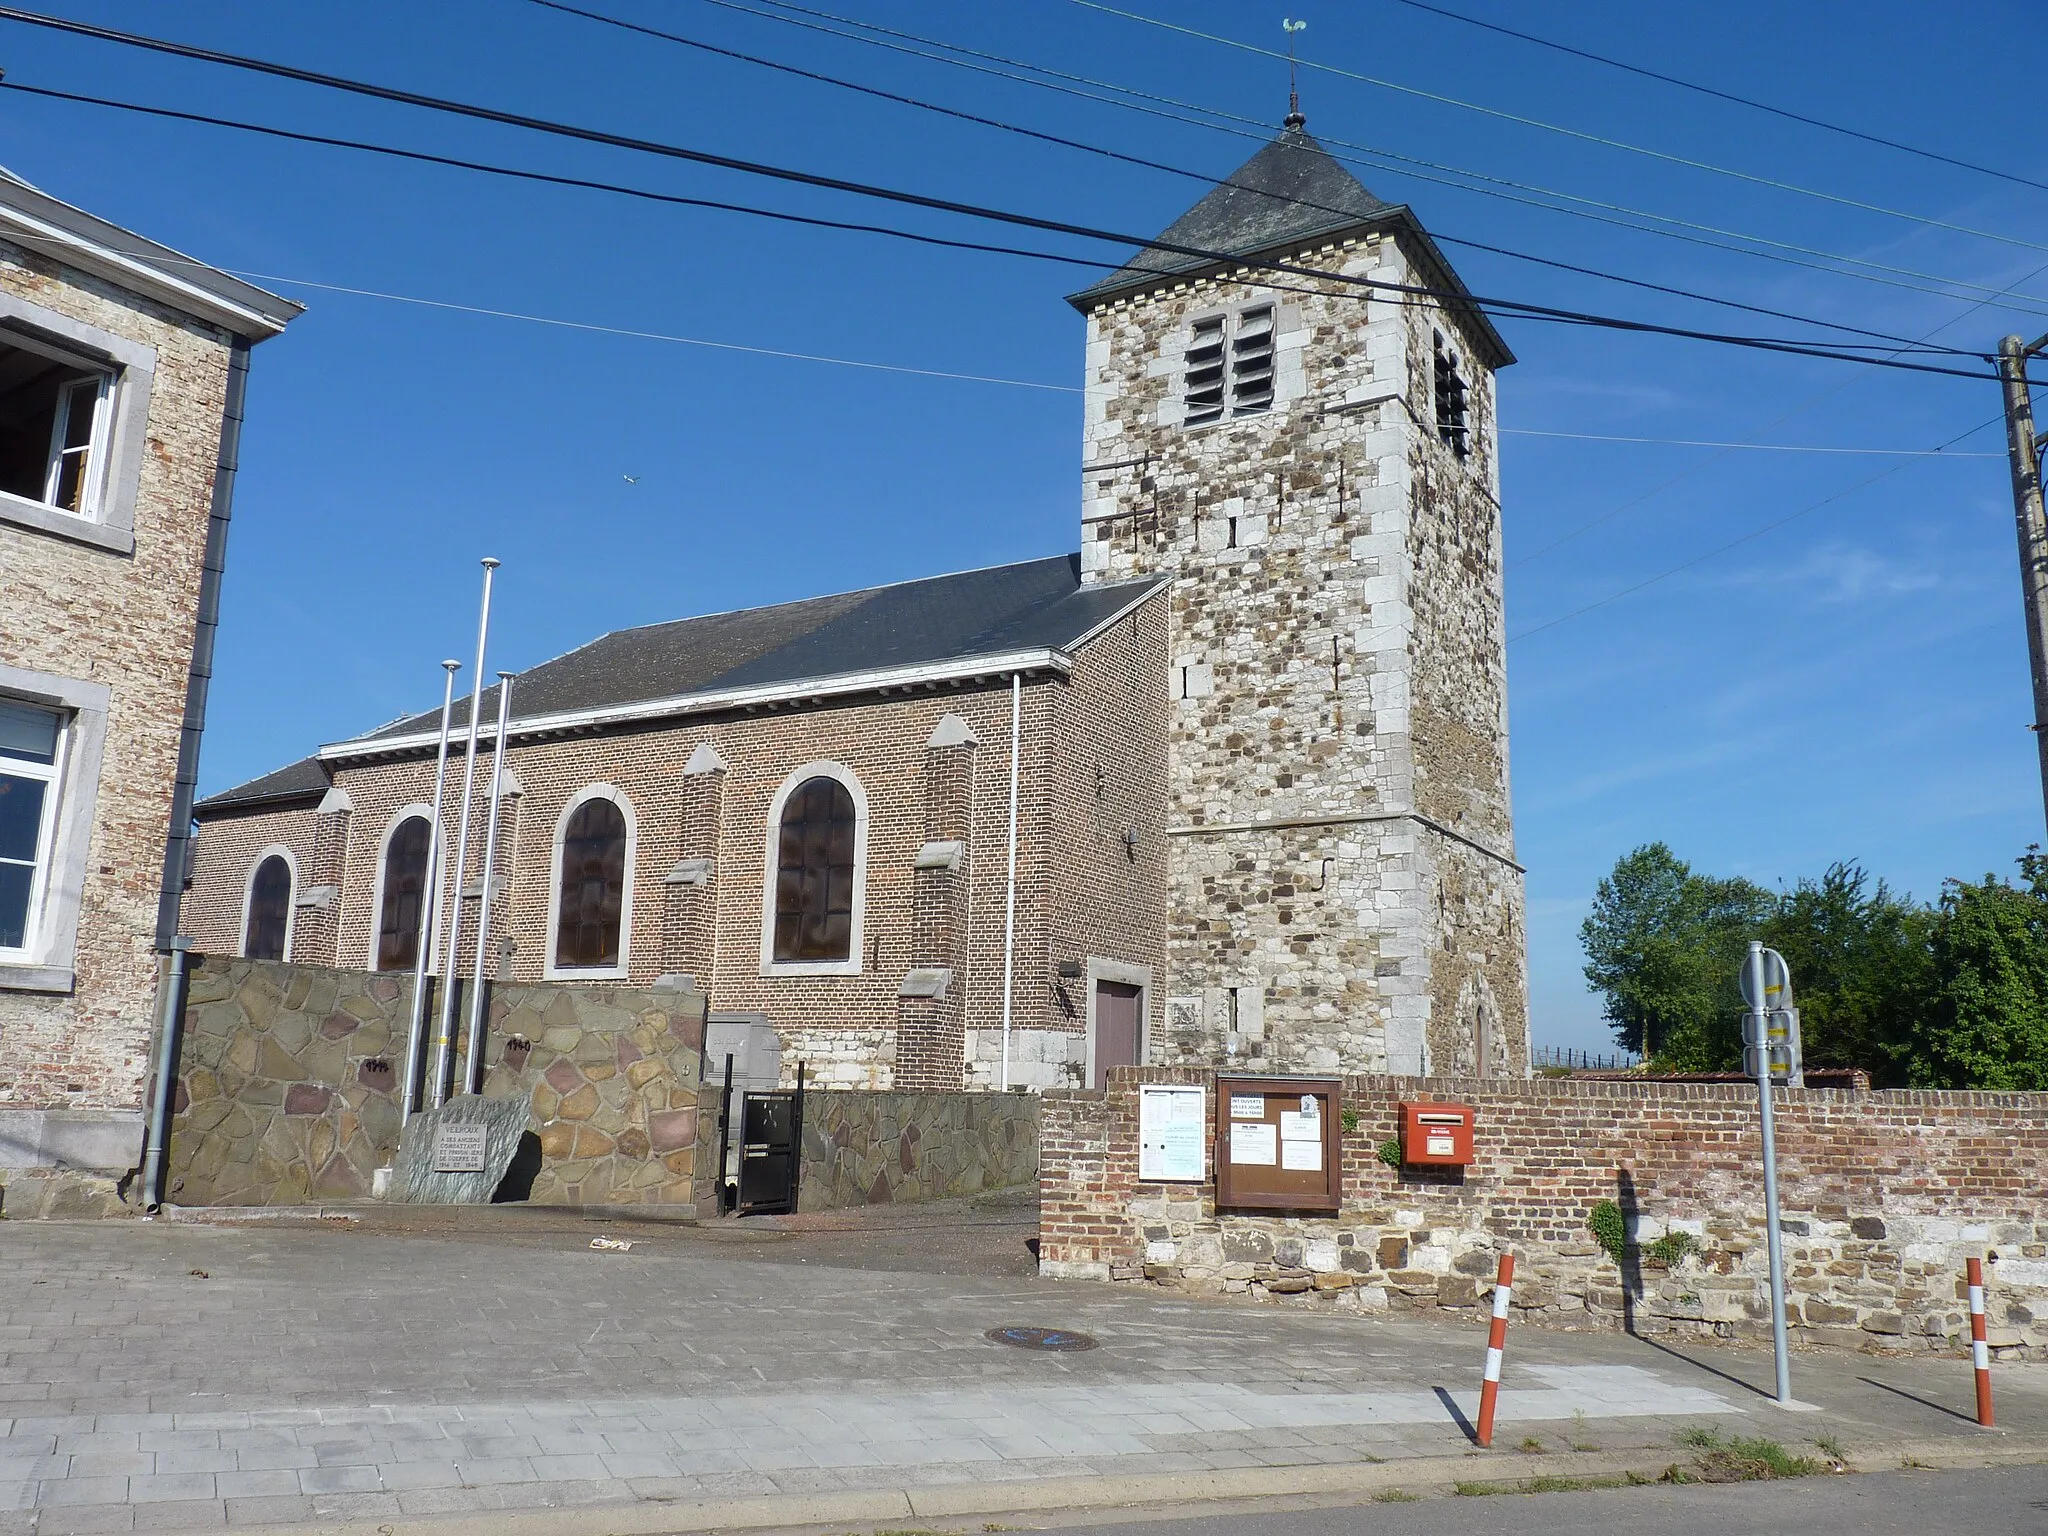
<box><xmin>1092</xmin><ymin>980</ymin><xmax>1143</xmax><ymax>1089</ymax></box>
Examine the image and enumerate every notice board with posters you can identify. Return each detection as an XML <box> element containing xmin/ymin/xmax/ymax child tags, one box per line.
<box><xmin>1213</xmin><ymin>1075</ymin><xmax>1343</xmax><ymax>1212</ymax></box>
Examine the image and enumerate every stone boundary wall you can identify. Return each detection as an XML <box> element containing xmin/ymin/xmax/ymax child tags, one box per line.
<box><xmin>1039</xmin><ymin>1069</ymin><xmax>2048</xmax><ymax>1358</ymax></box>
<box><xmin>797</xmin><ymin>1090</ymin><xmax>1038</xmax><ymax>1210</ymax></box>
<box><xmin>166</xmin><ymin>957</ymin><xmax>703</xmax><ymax>1208</ymax></box>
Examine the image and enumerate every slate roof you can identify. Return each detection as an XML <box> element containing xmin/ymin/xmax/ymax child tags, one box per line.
<box><xmin>329</xmin><ymin>553</ymin><xmax>1164</xmax><ymax>754</ymax></box>
<box><xmin>193</xmin><ymin>756</ymin><xmax>331</xmax><ymax>816</ymax></box>
<box><xmin>1066</xmin><ymin>121</ymin><xmax>1513</xmax><ymax>368</ymax></box>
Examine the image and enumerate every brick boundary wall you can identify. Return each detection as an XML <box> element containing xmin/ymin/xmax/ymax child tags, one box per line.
<box><xmin>1038</xmin><ymin>1068</ymin><xmax>2048</xmax><ymax>1358</ymax></box>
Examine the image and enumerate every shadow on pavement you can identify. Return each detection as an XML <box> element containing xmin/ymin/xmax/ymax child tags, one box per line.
<box><xmin>1858</xmin><ymin>1374</ymin><xmax>1984</xmax><ymax>1427</ymax></box>
<box><xmin>1434</xmin><ymin>1384</ymin><xmax>1477</xmax><ymax>1444</ymax></box>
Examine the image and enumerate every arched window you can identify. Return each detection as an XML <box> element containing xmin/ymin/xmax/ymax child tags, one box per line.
<box><xmin>374</xmin><ymin>815</ymin><xmax>434</xmax><ymax>971</ymax></box>
<box><xmin>553</xmin><ymin>794</ymin><xmax>629</xmax><ymax>971</ymax></box>
<box><xmin>772</xmin><ymin>775</ymin><xmax>858</xmax><ymax>964</ymax></box>
<box><xmin>243</xmin><ymin>852</ymin><xmax>293</xmax><ymax>961</ymax></box>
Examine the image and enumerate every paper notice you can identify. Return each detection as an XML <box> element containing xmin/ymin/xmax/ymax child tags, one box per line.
<box><xmin>1230</xmin><ymin>1094</ymin><xmax>1265</xmax><ymax>1120</ymax></box>
<box><xmin>1138</xmin><ymin>1085</ymin><xmax>1207</xmax><ymax>1182</ymax></box>
<box><xmin>1230</xmin><ymin>1121</ymin><xmax>1278</xmax><ymax>1165</ymax></box>
<box><xmin>1279</xmin><ymin>1110</ymin><xmax>1319</xmax><ymax>1143</ymax></box>
<box><xmin>1281</xmin><ymin>1138</ymin><xmax>1323</xmax><ymax>1172</ymax></box>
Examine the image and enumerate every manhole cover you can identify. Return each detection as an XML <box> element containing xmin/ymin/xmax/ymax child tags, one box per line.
<box><xmin>986</xmin><ymin>1326</ymin><xmax>1097</xmax><ymax>1352</ymax></box>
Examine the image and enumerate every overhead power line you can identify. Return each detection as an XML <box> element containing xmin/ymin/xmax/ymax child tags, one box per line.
<box><xmin>0</xmin><ymin>10</ymin><xmax>1999</xmax><ymax>381</ymax></box>
<box><xmin>1382</xmin><ymin>0</ymin><xmax>2048</xmax><ymax>196</ymax></box>
<box><xmin>524</xmin><ymin>0</ymin><xmax>1986</xmax><ymax>355</ymax></box>
<box><xmin>1501</xmin><ymin>428</ymin><xmax>2002</xmax><ymax>457</ymax></box>
<box><xmin>1507</xmin><ymin>415</ymin><xmax>2005</xmax><ymax>644</ymax></box>
<box><xmin>695</xmin><ymin>0</ymin><xmax>2048</xmax><ymax>319</ymax></box>
<box><xmin>1068</xmin><ymin>0</ymin><xmax>2044</xmax><ymax>257</ymax></box>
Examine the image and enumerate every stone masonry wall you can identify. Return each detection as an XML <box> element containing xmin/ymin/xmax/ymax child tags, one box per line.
<box><xmin>1040</xmin><ymin>1069</ymin><xmax>2048</xmax><ymax>1358</ymax></box>
<box><xmin>1074</xmin><ymin>228</ymin><xmax>1525</xmax><ymax>1078</ymax></box>
<box><xmin>165</xmin><ymin>956</ymin><xmax>703</xmax><ymax>1208</ymax></box>
<box><xmin>0</xmin><ymin>234</ymin><xmax>237</xmax><ymax>1115</ymax></box>
<box><xmin>795</xmin><ymin>1089</ymin><xmax>1039</xmax><ymax>1210</ymax></box>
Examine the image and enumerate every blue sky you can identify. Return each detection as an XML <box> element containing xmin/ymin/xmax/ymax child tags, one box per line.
<box><xmin>4</xmin><ymin>0</ymin><xmax>2042</xmax><ymax>1052</ymax></box>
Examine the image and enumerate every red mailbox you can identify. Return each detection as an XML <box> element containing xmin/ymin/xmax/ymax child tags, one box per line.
<box><xmin>1399</xmin><ymin>1102</ymin><xmax>1475</xmax><ymax>1166</ymax></box>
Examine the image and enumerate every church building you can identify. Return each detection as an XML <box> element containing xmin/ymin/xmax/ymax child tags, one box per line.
<box><xmin>182</xmin><ymin>118</ymin><xmax>1530</xmax><ymax>1090</ymax></box>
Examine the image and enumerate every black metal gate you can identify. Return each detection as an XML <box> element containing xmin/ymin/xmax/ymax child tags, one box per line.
<box><xmin>733</xmin><ymin>1064</ymin><xmax>805</xmax><ymax>1215</ymax></box>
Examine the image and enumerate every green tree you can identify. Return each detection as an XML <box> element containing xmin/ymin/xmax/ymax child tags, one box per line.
<box><xmin>1906</xmin><ymin>853</ymin><xmax>2048</xmax><ymax>1090</ymax></box>
<box><xmin>1579</xmin><ymin>844</ymin><xmax>1771</xmax><ymax>1062</ymax></box>
<box><xmin>1760</xmin><ymin>863</ymin><xmax>1935</xmax><ymax>1086</ymax></box>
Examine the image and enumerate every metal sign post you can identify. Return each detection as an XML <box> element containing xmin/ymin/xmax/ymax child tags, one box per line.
<box><xmin>1741</xmin><ymin>941</ymin><xmax>1805</xmax><ymax>1408</ymax></box>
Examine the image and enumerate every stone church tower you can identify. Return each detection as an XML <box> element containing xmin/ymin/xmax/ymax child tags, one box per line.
<box><xmin>1069</xmin><ymin>116</ymin><xmax>1529</xmax><ymax>1077</ymax></box>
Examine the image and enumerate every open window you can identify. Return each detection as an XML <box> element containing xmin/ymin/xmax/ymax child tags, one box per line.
<box><xmin>0</xmin><ymin>700</ymin><xmax>65</xmax><ymax>960</ymax></box>
<box><xmin>1184</xmin><ymin>304</ymin><xmax>1275</xmax><ymax>426</ymax></box>
<box><xmin>0</xmin><ymin>335</ymin><xmax>112</xmax><ymax>519</ymax></box>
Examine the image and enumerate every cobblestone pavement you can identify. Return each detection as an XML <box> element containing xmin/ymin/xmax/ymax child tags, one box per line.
<box><xmin>0</xmin><ymin>1214</ymin><xmax>2042</xmax><ymax>1532</ymax></box>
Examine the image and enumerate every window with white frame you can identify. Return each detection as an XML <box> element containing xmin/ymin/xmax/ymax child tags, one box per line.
<box><xmin>242</xmin><ymin>851</ymin><xmax>294</xmax><ymax>962</ymax></box>
<box><xmin>551</xmin><ymin>789</ymin><xmax>633</xmax><ymax>974</ymax></box>
<box><xmin>760</xmin><ymin>762</ymin><xmax>867</xmax><ymax>976</ymax></box>
<box><xmin>1184</xmin><ymin>304</ymin><xmax>1275</xmax><ymax>426</ymax></box>
<box><xmin>0</xmin><ymin>701</ymin><xmax>64</xmax><ymax>959</ymax></box>
<box><xmin>0</xmin><ymin>336</ymin><xmax>113</xmax><ymax>519</ymax></box>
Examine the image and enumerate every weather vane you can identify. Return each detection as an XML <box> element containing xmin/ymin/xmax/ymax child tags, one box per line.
<box><xmin>1282</xmin><ymin>18</ymin><xmax>1307</xmax><ymax>127</ymax></box>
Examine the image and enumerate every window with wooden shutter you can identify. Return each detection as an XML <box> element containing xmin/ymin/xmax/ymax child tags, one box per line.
<box><xmin>1229</xmin><ymin>305</ymin><xmax>1274</xmax><ymax>416</ymax></box>
<box><xmin>1184</xmin><ymin>316</ymin><xmax>1226</xmax><ymax>424</ymax></box>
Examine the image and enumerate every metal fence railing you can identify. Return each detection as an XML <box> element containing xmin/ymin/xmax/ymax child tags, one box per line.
<box><xmin>1531</xmin><ymin>1044</ymin><xmax>1640</xmax><ymax>1072</ymax></box>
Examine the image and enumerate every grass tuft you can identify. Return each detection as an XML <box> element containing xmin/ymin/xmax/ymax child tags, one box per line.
<box><xmin>1519</xmin><ymin>1436</ymin><xmax>1545</xmax><ymax>1454</ymax></box>
<box><xmin>1674</xmin><ymin>1426</ymin><xmax>1819</xmax><ymax>1481</ymax></box>
<box><xmin>1372</xmin><ymin>1488</ymin><xmax>1420</xmax><ymax>1503</ymax></box>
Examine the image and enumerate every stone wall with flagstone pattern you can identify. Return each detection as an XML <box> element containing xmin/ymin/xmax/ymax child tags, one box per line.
<box><xmin>796</xmin><ymin>1089</ymin><xmax>1037</xmax><ymax>1211</ymax></box>
<box><xmin>164</xmin><ymin>956</ymin><xmax>703</xmax><ymax>1208</ymax></box>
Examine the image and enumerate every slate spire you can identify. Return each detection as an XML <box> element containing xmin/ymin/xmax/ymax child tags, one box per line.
<box><xmin>1067</xmin><ymin>119</ymin><xmax>1395</xmax><ymax>308</ymax></box>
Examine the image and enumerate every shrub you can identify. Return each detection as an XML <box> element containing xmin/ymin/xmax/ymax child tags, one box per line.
<box><xmin>1588</xmin><ymin>1199</ymin><xmax>1626</xmax><ymax>1263</ymax></box>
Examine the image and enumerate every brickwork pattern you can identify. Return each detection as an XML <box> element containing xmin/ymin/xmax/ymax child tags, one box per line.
<box><xmin>1040</xmin><ymin>1068</ymin><xmax>2048</xmax><ymax>1356</ymax></box>
<box><xmin>192</xmin><ymin>594</ymin><xmax>1174</xmax><ymax>1093</ymax></box>
<box><xmin>181</xmin><ymin>803</ymin><xmax>323</xmax><ymax>960</ymax></box>
<box><xmin>0</xmin><ymin>239</ymin><xmax>236</xmax><ymax>1113</ymax></box>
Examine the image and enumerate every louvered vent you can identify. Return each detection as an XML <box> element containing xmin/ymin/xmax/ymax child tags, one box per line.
<box><xmin>1183</xmin><ymin>306</ymin><xmax>1277</xmax><ymax>427</ymax></box>
<box><xmin>1230</xmin><ymin>305</ymin><xmax>1274</xmax><ymax>416</ymax></box>
<box><xmin>1184</xmin><ymin>316</ymin><xmax>1226</xmax><ymax>425</ymax></box>
<box><xmin>1434</xmin><ymin>335</ymin><xmax>1469</xmax><ymax>459</ymax></box>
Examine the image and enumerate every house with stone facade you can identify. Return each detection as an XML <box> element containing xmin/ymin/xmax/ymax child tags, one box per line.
<box><xmin>0</xmin><ymin>169</ymin><xmax>298</xmax><ymax>1209</ymax></box>
<box><xmin>185</xmin><ymin>117</ymin><xmax>1527</xmax><ymax>1092</ymax></box>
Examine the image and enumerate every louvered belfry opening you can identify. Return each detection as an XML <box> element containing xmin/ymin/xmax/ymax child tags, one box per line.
<box><xmin>1184</xmin><ymin>316</ymin><xmax>1226</xmax><ymax>424</ymax></box>
<box><xmin>1183</xmin><ymin>305</ymin><xmax>1276</xmax><ymax>426</ymax></box>
<box><xmin>1229</xmin><ymin>305</ymin><xmax>1274</xmax><ymax>415</ymax></box>
<box><xmin>1434</xmin><ymin>334</ymin><xmax>1469</xmax><ymax>459</ymax></box>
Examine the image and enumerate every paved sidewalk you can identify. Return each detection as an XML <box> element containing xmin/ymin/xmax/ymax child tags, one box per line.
<box><xmin>0</xmin><ymin>1213</ymin><xmax>2042</xmax><ymax>1532</ymax></box>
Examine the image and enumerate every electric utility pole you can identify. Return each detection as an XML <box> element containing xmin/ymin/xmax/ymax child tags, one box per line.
<box><xmin>1998</xmin><ymin>333</ymin><xmax>2048</xmax><ymax>836</ymax></box>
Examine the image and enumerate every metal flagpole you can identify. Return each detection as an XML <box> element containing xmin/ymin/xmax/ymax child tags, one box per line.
<box><xmin>401</xmin><ymin>659</ymin><xmax>461</xmax><ymax>1122</ymax></box>
<box><xmin>431</xmin><ymin>557</ymin><xmax>499</xmax><ymax>1107</ymax></box>
<box><xmin>463</xmin><ymin>672</ymin><xmax>515</xmax><ymax>1095</ymax></box>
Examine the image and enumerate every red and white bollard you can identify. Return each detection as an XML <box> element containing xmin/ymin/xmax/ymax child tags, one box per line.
<box><xmin>1475</xmin><ymin>1251</ymin><xmax>1514</xmax><ymax>1448</ymax></box>
<box><xmin>1968</xmin><ymin>1256</ymin><xmax>1995</xmax><ymax>1428</ymax></box>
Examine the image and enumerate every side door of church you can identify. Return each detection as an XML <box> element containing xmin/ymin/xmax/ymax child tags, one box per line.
<box><xmin>1091</xmin><ymin>980</ymin><xmax>1143</xmax><ymax>1089</ymax></box>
